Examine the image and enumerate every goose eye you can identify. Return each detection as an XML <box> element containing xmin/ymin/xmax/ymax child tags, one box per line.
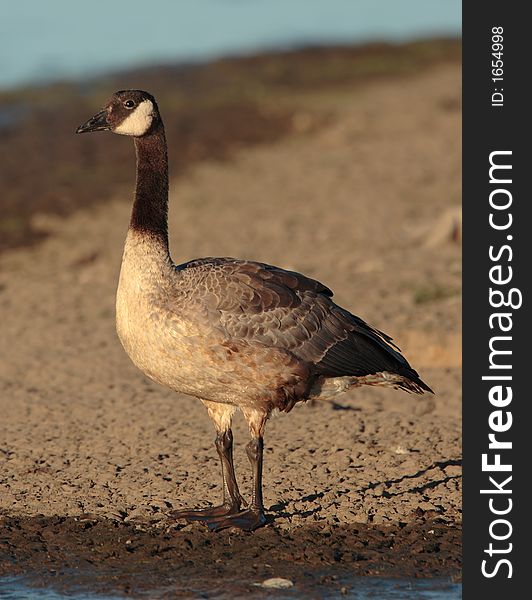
<box><xmin>124</xmin><ymin>100</ymin><xmax>135</xmax><ymax>109</ymax></box>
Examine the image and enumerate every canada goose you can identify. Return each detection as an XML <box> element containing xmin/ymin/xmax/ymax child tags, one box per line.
<box><xmin>76</xmin><ymin>90</ymin><xmax>432</xmax><ymax>532</ymax></box>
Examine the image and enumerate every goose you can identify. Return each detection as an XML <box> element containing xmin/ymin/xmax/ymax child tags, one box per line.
<box><xmin>76</xmin><ymin>90</ymin><xmax>432</xmax><ymax>532</ymax></box>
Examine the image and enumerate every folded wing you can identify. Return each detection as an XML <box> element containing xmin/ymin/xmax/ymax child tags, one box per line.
<box><xmin>175</xmin><ymin>258</ymin><xmax>431</xmax><ymax>393</ymax></box>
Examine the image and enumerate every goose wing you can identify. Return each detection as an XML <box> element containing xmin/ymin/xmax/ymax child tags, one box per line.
<box><xmin>175</xmin><ymin>258</ymin><xmax>429</xmax><ymax>390</ymax></box>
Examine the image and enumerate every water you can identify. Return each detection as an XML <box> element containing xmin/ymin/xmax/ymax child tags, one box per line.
<box><xmin>0</xmin><ymin>577</ymin><xmax>122</xmax><ymax>600</ymax></box>
<box><xmin>0</xmin><ymin>0</ymin><xmax>461</xmax><ymax>90</ymax></box>
<box><xmin>0</xmin><ymin>576</ymin><xmax>461</xmax><ymax>599</ymax></box>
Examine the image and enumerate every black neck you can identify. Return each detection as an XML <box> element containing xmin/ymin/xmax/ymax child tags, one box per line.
<box><xmin>130</xmin><ymin>123</ymin><xmax>169</xmax><ymax>248</ymax></box>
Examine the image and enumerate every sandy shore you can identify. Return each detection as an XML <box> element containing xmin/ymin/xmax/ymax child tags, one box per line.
<box><xmin>0</xmin><ymin>62</ymin><xmax>461</xmax><ymax>594</ymax></box>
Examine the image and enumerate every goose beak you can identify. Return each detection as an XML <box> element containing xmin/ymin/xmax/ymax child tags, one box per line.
<box><xmin>76</xmin><ymin>109</ymin><xmax>110</xmax><ymax>134</ymax></box>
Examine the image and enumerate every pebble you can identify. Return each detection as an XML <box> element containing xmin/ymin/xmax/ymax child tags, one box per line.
<box><xmin>255</xmin><ymin>577</ymin><xmax>294</xmax><ymax>589</ymax></box>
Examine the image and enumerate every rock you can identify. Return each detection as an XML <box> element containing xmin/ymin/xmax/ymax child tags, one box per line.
<box><xmin>255</xmin><ymin>577</ymin><xmax>294</xmax><ymax>589</ymax></box>
<box><xmin>423</xmin><ymin>206</ymin><xmax>461</xmax><ymax>247</ymax></box>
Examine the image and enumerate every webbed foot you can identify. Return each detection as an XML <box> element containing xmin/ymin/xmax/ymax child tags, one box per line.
<box><xmin>205</xmin><ymin>508</ymin><xmax>268</xmax><ymax>532</ymax></box>
<box><xmin>171</xmin><ymin>502</ymin><xmax>242</xmax><ymax>522</ymax></box>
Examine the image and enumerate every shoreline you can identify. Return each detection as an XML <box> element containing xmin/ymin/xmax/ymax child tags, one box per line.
<box><xmin>0</xmin><ymin>515</ymin><xmax>461</xmax><ymax>596</ymax></box>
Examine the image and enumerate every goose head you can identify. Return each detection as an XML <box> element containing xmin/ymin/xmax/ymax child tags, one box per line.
<box><xmin>76</xmin><ymin>90</ymin><xmax>160</xmax><ymax>137</ymax></box>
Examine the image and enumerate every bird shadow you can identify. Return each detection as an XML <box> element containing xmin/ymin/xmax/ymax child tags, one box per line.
<box><xmin>268</xmin><ymin>458</ymin><xmax>461</xmax><ymax>519</ymax></box>
<box><xmin>308</xmin><ymin>399</ymin><xmax>361</xmax><ymax>411</ymax></box>
<box><xmin>359</xmin><ymin>458</ymin><xmax>462</xmax><ymax>497</ymax></box>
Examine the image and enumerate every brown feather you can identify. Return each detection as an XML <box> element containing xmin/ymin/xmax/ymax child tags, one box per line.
<box><xmin>171</xmin><ymin>257</ymin><xmax>432</xmax><ymax>396</ymax></box>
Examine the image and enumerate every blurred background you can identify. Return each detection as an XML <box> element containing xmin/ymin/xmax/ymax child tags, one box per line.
<box><xmin>1</xmin><ymin>0</ymin><xmax>460</xmax><ymax>89</ymax></box>
<box><xmin>0</xmin><ymin>0</ymin><xmax>460</xmax><ymax>251</ymax></box>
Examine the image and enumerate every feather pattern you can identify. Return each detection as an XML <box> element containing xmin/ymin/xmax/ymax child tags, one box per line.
<box><xmin>171</xmin><ymin>257</ymin><xmax>432</xmax><ymax>398</ymax></box>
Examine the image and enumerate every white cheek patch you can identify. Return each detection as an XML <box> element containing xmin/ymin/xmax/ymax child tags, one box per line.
<box><xmin>114</xmin><ymin>100</ymin><xmax>154</xmax><ymax>136</ymax></box>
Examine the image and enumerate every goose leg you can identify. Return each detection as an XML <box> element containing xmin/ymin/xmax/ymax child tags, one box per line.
<box><xmin>172</xmin><ymin>403</ymin><xmax>244</xmax><ymax>521</ymax></box>
<box><xmin>207</xmin><ymin>409</ymin><xmax>269</xmax><ymax>532</ymax></box>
